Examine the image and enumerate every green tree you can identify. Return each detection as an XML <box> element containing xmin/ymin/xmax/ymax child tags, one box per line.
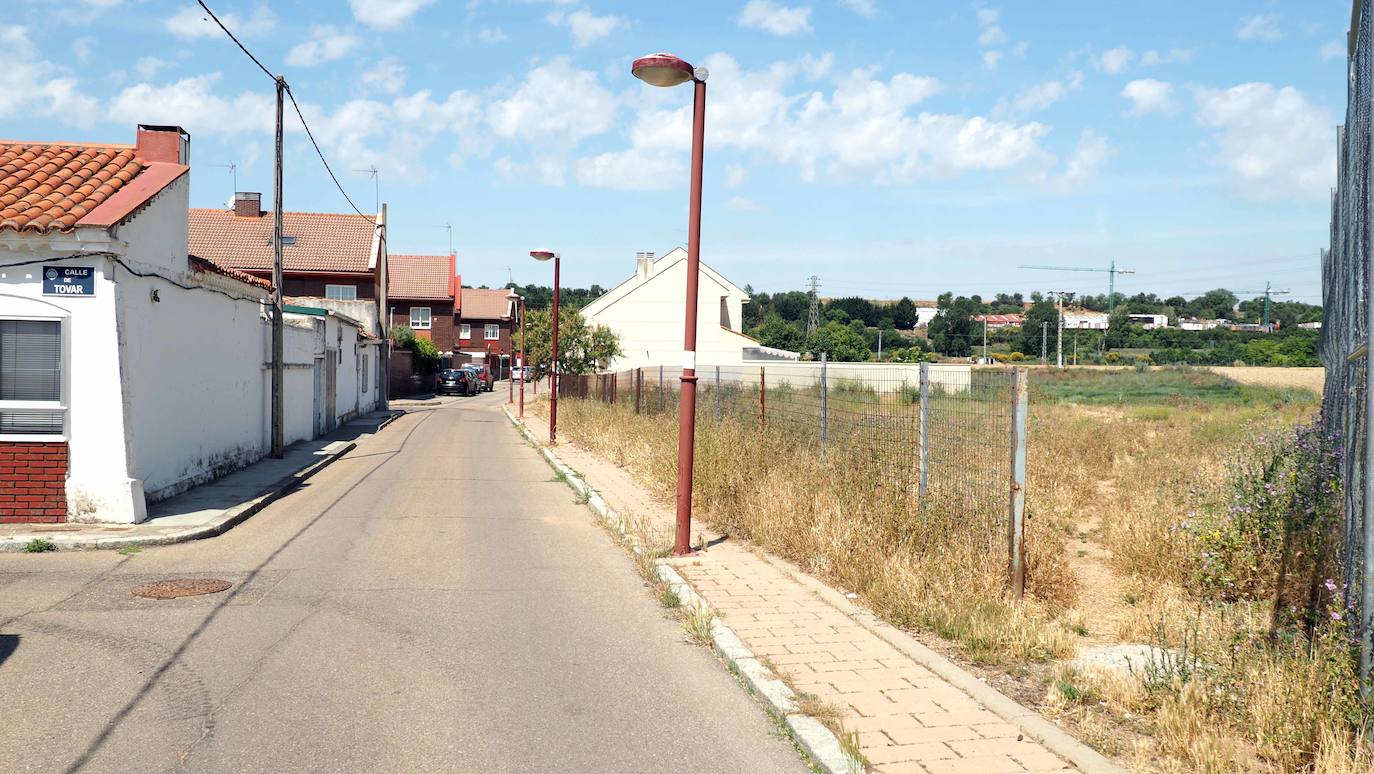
<box><xmin>808</xmin><ymin>321</ymin><xmax>870</xmax><ymax>361</ymax></box>
<box><xmin>522</xmin><ymin>307</ymin><xmax>622</xmax><ymax>375</ymax></box>
<box><xmin>751</xmin><ymin>313</ymin><xmax>805</xmax><ymax>351</ymax></box>
<box><xmin>929</xmin><ymin>296</ymin><xmax>976</xmax><ymax>357</ymax></box>
<box><xmin>890</xmin><ymin>297</ymin><xmax>919</xmax><ymax>329</ymax></box>
<box><xmin>1015</xmin><ymin>300</ymin><xmax>1057</xmax><ymax>357</ymax></box>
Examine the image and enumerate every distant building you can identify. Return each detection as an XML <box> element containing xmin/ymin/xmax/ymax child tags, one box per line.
<box><xmin>1062</xmin><ymin>310</ymin><xmax>1110</xmax><ymax>330</ymax></box>
<box><xmin>387</xmin><ymin>253</ymin><xmax>457</xmax><ymax>353</ymax></box>
<box><xmin>582</xmin><ymin>248</ymin><xmax>795</xmax><ymax>370</ymax></box>
<box><xmin>1128</xmin><ymin>313</ymin><xmax>1169</xmax><ymax>329</ymax></box>
<box><xmin>1179</xmin><ymin>318</ymin><xmax>1223</xmax><ymax>331</ymax></box>
<box><xmin>914</xmin><ymin>304</ymin><xmax>941</xmax><ymax>327</ymax></box>
<box><xmin>456</xmin><ymin>287</ymin><xmax>518</xmax><ymax>375</ymax></box>
<box><xmin>1299</xmin><ymin>321</ymin><xmax>1322</xmax><ymax>330</ymax></box>
<box><xmin>973</xmin><ymin>313</ymin><xmax>1024</xmax><ymax>329</ymax></box>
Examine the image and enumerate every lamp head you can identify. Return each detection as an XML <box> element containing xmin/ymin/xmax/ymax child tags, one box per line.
<box><xmin>530</xmin><ymin>249</ymin><xmax>556</xmax><ymax>262</ymax></box>
<box><xmin>631</xmin><ymin>53</ymin><xmax>697</xmax><ymax>87</ymax></box>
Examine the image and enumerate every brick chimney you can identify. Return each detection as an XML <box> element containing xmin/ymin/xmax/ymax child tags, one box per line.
<box><xmin>233</xmin><ymin>192</ymin><xmax>263</xmax><ymax>217</ymax></box>
<box><xmin>135</xmin><ymin>124</ymin><xmax>189</xmax><ymax>164</ymax></box>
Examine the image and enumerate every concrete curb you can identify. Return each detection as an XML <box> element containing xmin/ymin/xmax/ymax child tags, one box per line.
<box><xmin>501</xmin><ymin>407</ymin><xmax>861</xmax><ymax>774</ymax></box>
<box><xmin>0</xmin><ymin>441</ymin><xmax>358</xmax><ymax>553</ymax></box>
<box><xmin>751</xmin><ymin>551</ymin><xmax>1126</xmax><ymax>774</ymax></box>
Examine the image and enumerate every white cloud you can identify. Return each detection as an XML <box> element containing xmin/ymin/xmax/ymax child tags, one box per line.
<box><xmin>727</xmin><ymin>195</ymin><xmax>767</xmax><ymax>211</ymax></box>
<box><xmin>495</xmin><ymin>156</ymin><xmax>567</xmax><ymax>186</ymax></box>
<box><xmin>1140</xmin><ymin>47</ymin><xmax>1195</xmax><ymax>66</ymax></box>
<box><xmin>73</xmin><ymin>36</ymin><xmax>95</xmax><ymax>64</ymax></box>
<box><xmin>976</xmin><ymin>8</ymin><xmax>1006</xmax><ymax>46</ymax></box>
<box><xmin>107</xmin><ymin>74</ymin><xmax>274</xmax><ymax>135</ymax></box>
<box><xmin>1121</xmin><ymin>78</ymin><xmax>1175</xmax><ymax>116</ymax></box>
<box><xmin>1094</xmin><ymin>45</ymin><xmax>1134</xmax><ymax>74</ymax></box>
<box><xmin>349</xmin><ymin>0</ymin><xmax>434</xmax><ymax>30</ymax></box>
<box><xmin>166</xmin><ymin>5</ymin><xmax>275</xmax><ymax>39</ymax></box>
<box><xmin>738</xmin><ymin>0</ymin><xmax>812</xmax><ymax>37</ymax></box>
<box><xmin>1320</xmin><ymin>40</ymin><xmax>1346</xmax><ymax>61</ymax></box>
<box><xmin>1055</xmin><ymin>129</ymin><xmax>1111</xmax><ymax>190</ymax></box>
<box><xmin>362</xmin><ymin>58</ymin><xmax>406</xmax><ymax>94</ymax></box>
<box><xmin>0</xmin><ymin>26</ymin><xmax>99</xmax><ymax>124</ymax></box>
<box><xmin>725</xmin><ymin>164</ymin><xmax>748</xmax><ymax>187</ymax></box>
<box><xmin>575</xmin><ymin>148</ymin><xmax>686</xmax><ymax>190</ymax></box>
<box><xmin>1235</xmin><ymin>14</ymin><xmax>1282</xmax><ymax>42</ymax></box>
<box><xmin>546</xmin><ymin>8</ymin><xmax>626</xmax><ymax>48</ymax></box>
<box><xmin>285</xmin><ymin>26</ymin><xmax>361</xmax><ymax>67</ymax></box>
<box><xmin>134</xmin><ymin>56</ymin><xmax>173</xmax><ymax>81</ymax></box>
<box><xmin>982</xmin><ymin>51</ymin><xmax>1002</xmax><ymax>70</ymax></box>
<box><xmin>486</xmin><ymin>58</ymin><xmax>616</xmax><ymax>145</ymax></box>
<box><xmin>627</xmin><ymin>53</ymin><xmax>1048</xmax><ymax>185</ymax></box>
<box><xmin>839</xmin><ymin>0</ymin><xmax>876</xmax><ymax>19</ymax></box>
<box><xmin>479</xmin><ymin>26</ymin><xmax>508</xmax><ymax>43</ymax></box>
<box><xmin>1009</xmin><ymin>79</ymin><xmax>1068</xmax><ymax>113</ymax></box>
<box><xmin>81</xmin><ymin>0</ymin><xmax>124</xmax><ymax>6</ymax></box>
<box><xmin>1193</xmin><ymin>82</ymin><xmax>1334</xmax><ymax>194</ymax></box>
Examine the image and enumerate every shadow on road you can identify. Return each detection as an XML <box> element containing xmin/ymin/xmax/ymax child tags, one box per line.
<box><xmin>0</xmin><ymin>633</ymin><xmax>18</xmax><ymax>666</ymax></box>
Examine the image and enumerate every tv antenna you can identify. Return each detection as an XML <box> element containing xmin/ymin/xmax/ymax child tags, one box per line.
<box><xmin>434</xmin><ymin>223</ymin><xmax>453</xmax><ymax>255</ymax></box>
<box><xmin>210</xmin><ymin>162</ymin><xmax>236</xmax><ymax>206</ymax></box>
<box><xmin>353</xmin><ymin>165</ymin><xmax>380</xmax><ymax>213</ymax></box>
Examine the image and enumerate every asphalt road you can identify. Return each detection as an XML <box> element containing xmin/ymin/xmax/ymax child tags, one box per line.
<box><xmin>0</xmin><ymin>390</ymin><xmax>808</xmax><ymax>773</ymax></box>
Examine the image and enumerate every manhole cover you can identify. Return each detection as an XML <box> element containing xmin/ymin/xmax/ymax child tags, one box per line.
<box><xmin>131</xmin><ymin>578</ymin><xmax>232</xmax><ymax>600</ymax></box>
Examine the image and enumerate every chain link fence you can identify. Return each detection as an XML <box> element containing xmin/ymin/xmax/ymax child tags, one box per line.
<box><xmin>560</xmin><ymin>361</ymin><xmax>1030</xmax><ymax>592</ymax></box>
<box><xmin>1323</xmin><ymin>1</ymin><xmax>1372</xmax><ymax>688</ymax></box>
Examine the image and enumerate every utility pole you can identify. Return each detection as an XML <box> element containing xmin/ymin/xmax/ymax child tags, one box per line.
<box><xmin>982</xmin><ymin>318</ymin><xmax>988</xmax><ymax>363</ymax></box>
<box><xmin>877</xmin><ymin>329</ymin><xmax>883</xmax><ymax>360</ymax></box>
<box><xmin>806</xmin><ymin>275</ymin><xmax>821</xmax><ymax>337</ymax></box>
<box><xmin>270</xmin><ymin>75</ymin><xmax>285</xmax><ymax>458</ymax></box>
<box><xmin>1073</xmin><ymin>331</ymin><xmax>1078</xmax><ymax>366</ymax></box>
<box><xmin>1041</xmin><ymin>321</ymin><xmax>1047</xmax><ymax>364</ymax></box>
<box><xmin>1049</xmin><ymin>291</ymin><xmax>1067</xmax><ymax>369</ymax></box>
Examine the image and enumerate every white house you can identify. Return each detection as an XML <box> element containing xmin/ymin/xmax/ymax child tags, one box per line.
<box><xmin>581</xmin><ymin>249</ymin><xmax>795</xmax><ymax>370</ymax></box>
<box><xmin>0</xmin><ymin>125</ymin><xmax>382</xmax><ymax>525</ymax></box>
<box><xmin>1128</xmin><ymin>313</ymin><xmax>1169</xmax><ymax>329</ymax></box>
<box><xmin>1062</xmin><ymin>310</ymin><xmax>1110</xmax><ymax>330</ymax></box>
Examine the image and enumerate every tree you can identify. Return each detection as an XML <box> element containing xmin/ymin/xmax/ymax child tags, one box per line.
<box><xmin>772</xmin><ymin>291</ymin><xmax>812</xmax><ymax>323</ymax></box>
<box><xmin>808</xmin><ymin>321</ymin><xmax>870</xmax><ymax>361</ymax></box>
<box><xmin>929</xmin><ymin>296</ymin><xmax>976</xmax><ymax>356</ymax></box>
<box><xmin>751</xmin><ymin>313</ymin><xmax>805</xmax><ymax>352</ymax></box>
<box><xmin>890</xmin><ymin>297</ymin><xmax>919</xmax><ymax>329</ymax></box>
<box><xmin>522</xmin><ymin>307</ymin><xmax>622</xmax><ymax>375</ymax></box>
<box><xmin>1015</xmin><ymin>300</ymin><xmax>1057</xmax><ymax>357</ymax></box>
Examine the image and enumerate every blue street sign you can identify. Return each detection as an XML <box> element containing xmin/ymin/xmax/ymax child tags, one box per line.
<box><xmin>42</xmin><ymin>266</ymin><xmax>94</xmax><ymax>297</ymax></box>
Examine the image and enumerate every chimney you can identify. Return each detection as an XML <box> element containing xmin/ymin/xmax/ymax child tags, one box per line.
<box><xmin>233</xmin><ymin>192</ymin><xmax>263</xmax><ymax>217</ymax></box>
<box><xmin>635</xmin><ymin>251</ymin><xmax>655</xmax><ymax>281</ymax></box>
<box><xmin>135</xmin><ymin>124</ymin><xmax>190</xmax><ymax>164</ymax></box>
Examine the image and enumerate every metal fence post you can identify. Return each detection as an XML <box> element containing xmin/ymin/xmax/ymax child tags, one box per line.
<box><xmin>714</xmin><ymin>365</ymin><xmax>721</xmax><ymax>422</ymax></box>
<box><xmin>635</xmin><ymin>367</ymin><xmax>642</xmax><ymax>414</ymax></box>
<box><xmin>659</xmin><ymin>365</ymin><xmax>665</xmax><ymax>413</ymax></box>
<box><xmin>1008</xmin><ymin>367</ymin><xmax>1028</xmax><ymax>600</ymax></box>
<box><xmin>820</xmin><ymin>352</ymin><xmax>828</xmax><ymax>460</ymax></box>
<box><xmin>759</xmin><ymin>366</ymin><xmax>766</xmax><ymax>432</ymax></box>
<box><xmin>918</xmin><ymin>362</ymin><xmax>929</xmax><ymax>499</ymax></box>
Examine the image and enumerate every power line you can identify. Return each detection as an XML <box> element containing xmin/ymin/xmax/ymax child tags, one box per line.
<box><xmin>285</xmin><ymin>86</ymin><xmax>376</xmax><ymax>224</ymax></box>
<box><xmin>195</xmin><ymin>0</ymin><xmax>273</xmax><ymax>79</ymax></box>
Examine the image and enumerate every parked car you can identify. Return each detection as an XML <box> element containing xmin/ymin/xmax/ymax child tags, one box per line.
<box><xmin>463</xmin><ymin>364</ymin><xmax>494</xmax><ymax>392</ymax></box>
<box><xmin>437</xmin><ymin>368</ymin><xmax>476</xmax><ymax>396</ymax></box>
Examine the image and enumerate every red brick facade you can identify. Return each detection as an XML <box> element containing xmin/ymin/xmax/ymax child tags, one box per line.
<box><xmin>0</xmin><ymin>442</ymin><xmax>68</xmax><ymax>523</ymax></box>
<box><xmin>389</xmin><ymin>302</ymin><xmax>458</xmax><ymax>353</ymax></box>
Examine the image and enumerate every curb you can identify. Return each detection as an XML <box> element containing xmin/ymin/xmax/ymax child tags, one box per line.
<box><xmin>502</xmin><ymin>407</ymin><xmax>861</xmax><ymax>774</ymax></box>
<box><xmin>0</xmin><ymin>440</ymin><xmax>358</xmax><ymax>553</ymax></box>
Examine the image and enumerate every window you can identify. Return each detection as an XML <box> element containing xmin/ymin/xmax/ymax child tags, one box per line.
<box><xmin>460</xmin><ymin>323</ymin><xmax>471</xmax><ymax>340</ymax></box>
<box><xmin>410</xmin><ymin>307</ymin><xmax>432</xmax><ymax>330</ymax></box>
<box><xmin>325</xmin><ymin>284</ymin><xmax>357</xmax><ymax>300</ymax></box>
<box><xmin>0</xmin><ymin>320</ymin><xmax>64</xmax><ymax>436</ymax></box>
<box><xmin>484</xmin><ymin>324</ymin><xmax>499</xmax><ymax>340</ymax></box>
<box><xmin>361</xmin><ymin>354</ymin><xmax>370</xmax><ymax>393</ymax></box>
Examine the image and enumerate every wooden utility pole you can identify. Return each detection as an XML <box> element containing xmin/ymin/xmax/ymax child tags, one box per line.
<box><xmin>270</xmin><ymin>75</ymin><xmax>285</xmax><ymax>458</ymax></box>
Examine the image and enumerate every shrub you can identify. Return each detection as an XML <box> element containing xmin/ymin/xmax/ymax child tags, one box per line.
<box><xmin>411</xmin><ymin>336</ymin><xmax>441</xmax><ymax>375</ymax></box>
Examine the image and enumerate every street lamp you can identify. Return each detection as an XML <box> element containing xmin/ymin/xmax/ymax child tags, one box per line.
<box><xmin>531</xmin><ymin>249</ymin><xmax>559</xmax><ymax>443</ymax></box>
<box><xmin>506</xmin><ymin>288</ymin><xmax>520</xmax><ymax>406</ymax></box>
<box><xmin>632</xmin><ymin>52</ymin><xmax>708</xmax><ymax>556</ymax></box>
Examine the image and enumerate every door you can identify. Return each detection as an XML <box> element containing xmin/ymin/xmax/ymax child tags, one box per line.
<box><xmin>324</xmin><ymin>349</ymin><xmax>338</xmax><ymax>433</ymax></box>
<box><xmin>313</xmin><ymin>359</ymin><xmax>325</xmax><ymax>438</ymax></box>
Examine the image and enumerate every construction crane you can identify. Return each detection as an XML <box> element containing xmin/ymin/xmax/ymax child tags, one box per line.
<box><xmin>1017</xmin><ymin>261</ymin><xmax>1136</xmax><ymax>314</ymax></box>
<box><xmin>1229</xmin><ymin>283</ymin><xmax>1292</xmax><ymax>327</ymax></box>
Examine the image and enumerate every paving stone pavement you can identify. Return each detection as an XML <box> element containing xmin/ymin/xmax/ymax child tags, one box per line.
<box><xmin>549</xmin><ymin>439</ymin><xmax>1077</xmax><ymax>774</ymax></box>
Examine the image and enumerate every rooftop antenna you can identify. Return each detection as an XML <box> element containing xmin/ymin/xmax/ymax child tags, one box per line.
<box><xmin>434</xmin><ymin>223</ymin><xmax>453</xmax><ymax>255</ymax></box>
<box><xmin>506</xmin><ymin>266</ymin><xmax>514</xmax><ymax>286</ymax></box>
<box><xmin>353</xmin><ymin>165</ymin><xmax>379</xmax><ymax>213</ymax></box>
<box><xmin>210</xmin><ymin>162</ymin><xmax>236</xmax><ymax>206</ymax></box>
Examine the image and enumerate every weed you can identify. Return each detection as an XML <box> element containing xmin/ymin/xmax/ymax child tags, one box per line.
<box><xmin>658</xmin><ymin>584</ymin><xmax>681</xmax><ymax>609</ymax></box>
<box><xmin>22</xmin><ymin>538</ymin><xmax>57</xmax><ymax>553</ymax></box>
<box><xmin>681</xmin><ymin>603</ymin><xmax>715</xmax><ymax>647</ymax></box>
<box><xmin>115</xmin><ymin>544</ymin><xmax>142</xmax><ymax>556</ymax></box>
<box><xmin>836</xmin><ymin>725</ymin><xmax>868</xmax><ymax>773</ymax></box>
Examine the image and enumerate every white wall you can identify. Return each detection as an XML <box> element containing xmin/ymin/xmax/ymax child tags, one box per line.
<box><xmin>585</xmin><ymin>253</ymin><xmax>755</xmax><ymax>371</ymax></box>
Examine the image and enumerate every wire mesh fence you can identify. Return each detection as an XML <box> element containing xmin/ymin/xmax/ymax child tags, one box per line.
<box><xmin>559</xmin><ymin>361</ymin><xmax>1029</xmax><ymax>591</ymax></box>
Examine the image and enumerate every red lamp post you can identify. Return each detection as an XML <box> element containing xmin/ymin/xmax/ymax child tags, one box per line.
<box><xmin>531</xmin><ymin>249</ymin><xmax>559</xmax><ymax>443</ymax></box>
<box><xmin>518</xmin><ymin>295</ymin><xmax>526</xmax><ymax>418</ymax></box>
<box><xmin>506</xmin><ymin>288</ymin><xmax>519</xmax><ymax>405</ymax></box>
<box><xmin>632</xmin><ymin>52</ymin><xmax>708</xmax><ymax>556</ymax></box>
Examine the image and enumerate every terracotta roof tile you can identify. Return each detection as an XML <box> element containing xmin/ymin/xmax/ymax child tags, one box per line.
<box><xmin>189</xmin><ymin>254</ymin><xmax>273</xmax><ymax>290</ymax></box>
<box><xmin>0</xmin><ymin>143</ymin><xmax>143</xmax><ymax>233</ymax></box>
<box><xmin>188</xmin><ymin>208</ymin><xmax>378</xmax><ymax>274</ymax></box>
<box><xmin>460</xmin><ymin>287</ymin><xmax>515</xmax><ymax>320</ymax></box>
<box><xmin>388</xmin><ymin>254</ymin><xmax>454</xmax><ymax>300</ymax></box>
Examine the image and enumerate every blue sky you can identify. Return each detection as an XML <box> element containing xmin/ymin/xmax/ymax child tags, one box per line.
<box><xmin>5</xmin><ymin>1</ymin><xmax>1352</xmax><ymax>303</ymax></box>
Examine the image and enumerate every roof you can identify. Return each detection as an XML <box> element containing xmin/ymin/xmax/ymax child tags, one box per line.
<box><xmin>459</xmin><ymin>287</ymin><xmax>514</xmax><ymax>319</ymax></box>
<box><xmin>188</xmin><ymin>254</ymin><xmax>272</xmax><ymax>290</ymax></box>
<box><xmin>388</xmin><ymin>254</ymin><xmax>455</xmax><ymax>300</ymax></box>
<box><xmin>0</xmin><ymin>143</ymin><xmax>189</xmax><ymax>234</ymax></box>
<box><xmin>188</xmin><ymin>208</ymin><xmax>379</xmax><ymax>274</ymax></box>
<box><xmin>581</xmin><ymin>247</ymin><xmax>749</xmax><ymax>319</ymax></box>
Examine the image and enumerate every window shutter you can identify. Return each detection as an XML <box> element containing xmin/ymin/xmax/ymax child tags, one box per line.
<box><xmin>0</xmin><ymin>320</ymin><xmax>61</xmax><ymax>401</ymax></box>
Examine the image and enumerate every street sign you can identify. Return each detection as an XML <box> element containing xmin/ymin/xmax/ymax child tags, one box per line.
<box><xmin>42</xmin><ymin>266</ymin><xmax>94</xmax><ymax>297</ymax></box>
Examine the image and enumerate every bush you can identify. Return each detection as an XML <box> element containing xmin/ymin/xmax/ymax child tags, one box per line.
<box><xmin>389</xmin><ymin>324</ymin><xmax>416</xmax><ymax>349</ymax></box>
<box><xmin>411</xmin><ymin>336</ymin><xmax>440</xmax><ymax>375</ymax></box>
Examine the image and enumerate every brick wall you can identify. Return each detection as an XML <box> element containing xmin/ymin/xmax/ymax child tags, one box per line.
<box><xmin>0</xmin><ymin>442</ymin><xmax>68</xmax><ymax>524</ymax></box>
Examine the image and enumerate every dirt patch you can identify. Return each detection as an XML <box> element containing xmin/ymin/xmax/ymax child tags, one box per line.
<box><xmin>1207</xmin><ymin>366</ymin><xmax>1323</xmax><ymax>393</ymax></box>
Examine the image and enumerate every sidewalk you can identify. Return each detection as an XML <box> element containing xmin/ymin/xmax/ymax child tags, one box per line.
<box><xmin>512</xmin><ymin>411</ymin><xmax>1119</xmax><ymax>774</ymax></box>
<box><xmin>0</xmin><ymin>410</ymin><xmax>400</xmax><ymax>552</ymax></box>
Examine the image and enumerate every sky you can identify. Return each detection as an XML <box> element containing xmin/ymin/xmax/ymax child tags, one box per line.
<box><xmin>4</xmin><ymin>1</ymin><xmax>1353</xmax><ymax>304</ymax></box>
